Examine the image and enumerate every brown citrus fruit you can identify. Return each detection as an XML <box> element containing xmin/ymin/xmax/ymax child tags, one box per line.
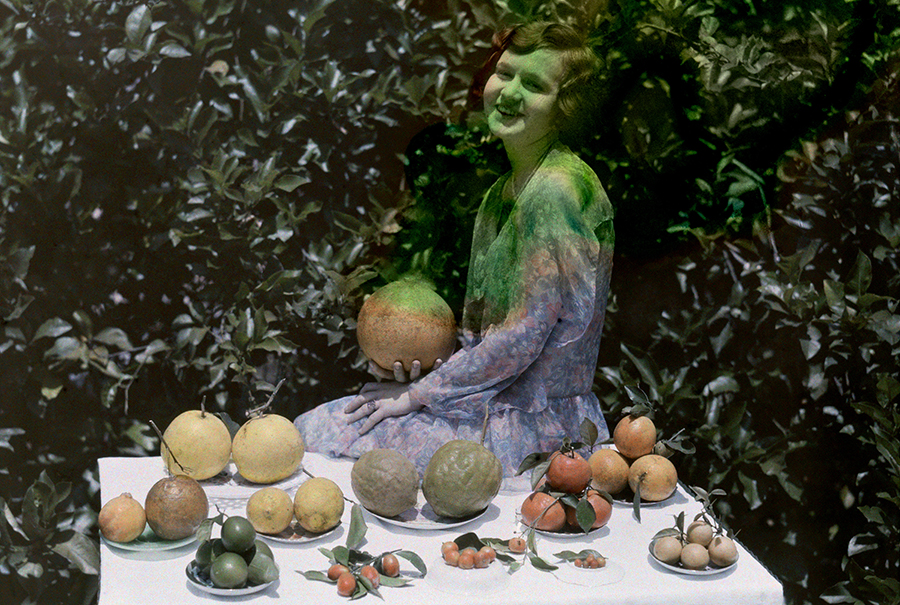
<box><xmin>613</xmin><ymin>415</ymin><xmax>657</xmax><ymax>459</ymax></box>
<box><xmin>380</xmin><ymin>553</ymin><xmax>400</xmax><ymax>577</ymax></box>
<box><xmin>686</xmin><ymin>520</ymin><xmax>714</xmax><ymax>546</ymax></box>
<box><xmin>588</xmin><ymin>448</ymin><xmax>630</xmax><ymax>494</ymax></box>
<box><xmin>627</xmin><ymin>454</ymin><xmax>677</xmax><ymax>502</ymax></box>
<box><xmin>98</xmin><ymin>493</ymin><xmax>147</xmax><ymax>543</ymax></box>
<box><xmin>708</xmin><ymin>535</ymin><xmax>739</xmax><ymax>567</ymax></box>
<box><xmin>144</xmin><ymin>475</ymin><xmax>209</xmax><ymax>540</ymax></box>
<box><xmin>508</xmin><ymin>537</ymin><xmax>527</xmax><ymax>553</ymax></box>
<box><xmin>564</xmin><ymin>489</ymin><xmax>612</xmax><ymax>529</ymax></box>
<box><xmin>520</xmin><ymin>491</ymin><xmax>566</xmax><ymax>532</ymax></box>
<box><xmin>680</xmin><ymin>542</ymin><xmax>710</xmax><ymax>570</ymax></box>
<box><xmin>653</xmin><ymin>535</ymin><xmax>683</xmax><ymax>564</ymax></box>
<box><xmin>546</xmin><ymin>451</ymin><xmax>592</xmax><ymax>494</ymax></box>
<box><xmin>327</xmin><ymin>563</ymin><xmax>350</xmax><ymax>581</ymax></box>
<box><xmin>356</xmin><ymin>278</ymin><xmax>457</xmax><ymax>373</ymax></box>
<box><xmin>359</xmin><ymin>565</ymin><xmax>380</xmax><ymax>588</ymax></box>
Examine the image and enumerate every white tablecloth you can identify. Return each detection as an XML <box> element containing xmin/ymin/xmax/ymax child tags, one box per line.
<box><xmin>99</xmin><ymin>453</ymin><xmax>784</xmax><ymax>604</ymax></box>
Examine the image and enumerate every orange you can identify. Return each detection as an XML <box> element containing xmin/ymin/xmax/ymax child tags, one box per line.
<box><xmin>520</xmin><ymin>491</ymin><xmax>566</xmax><ymax>531</ymax></box>
<box><xmin>546</xmin><ymin>451</ymin><xmax>592</xmax><ymax>494</ymax></box>
<box><xmin>588</xmin><ymin>448</ymin><xmax>630</xmax><ymax>494</ymax></box>
<box><xmin>613</xmin><ymin>415</ymin><xmax>657</xmax><ymax>459</ymax></box>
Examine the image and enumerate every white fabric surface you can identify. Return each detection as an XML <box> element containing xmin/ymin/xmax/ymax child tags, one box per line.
<box><xmin>99</xmin><ymin>453</ymin><xmax>784</xmax><ymax>604</ymax></box>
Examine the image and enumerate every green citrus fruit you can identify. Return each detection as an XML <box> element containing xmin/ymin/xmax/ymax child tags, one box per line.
<box><xmin>247</xmin><ymin>552</ymin><xmax>279</xmax><ymax>584</ymax></box>
<box><xmin>351</xmin><ymin>448</ymin><xmax>419</xmax><ymax>518</ymax></box>
<box><xmin>221</xmin><ymin>516</ymin><xmax>256</xmax><ymax>553</ymax></box>
<box><xmin>422</xmin><ymin>440</ymin><xmax>502</xmax><ymax>518</ymax></box>
<box><xmin>210</xmin><ymin>552</ymin><xmax>248</xmax><ymax>589</ymax></box>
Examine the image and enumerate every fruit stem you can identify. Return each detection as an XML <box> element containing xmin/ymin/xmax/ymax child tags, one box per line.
<box><xmin>149</xmin><ymin>419</ymin><xmax>190</xmax><ymax>476</ymax></box>
<box><xmin>246</xmin><ymin>378</ymin><xmax>286</xmax><ymax>418</ymax></box>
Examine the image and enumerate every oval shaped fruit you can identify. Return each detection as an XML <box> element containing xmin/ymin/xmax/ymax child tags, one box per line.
<box><xmin>613</xmin><ymin>414</ymin><xmax>657</xmax><ymax>459</ymax></box>
<box><xmin>546</xmin><ymin>451</ymin><xmax>592</xmax><ymax>494</ymax></box>
<box><xmin>708</xmin><ymin>535</ymin><xmax>739</xmax><ymax>567</ymax></box>
<box><xmin>520</xmin><ymin>491</ymin><xmax>566</xmax><ymax>532</ymax></box>
<box><xmin>98</xmin><ymin>492</ymin><xmax>146</xmax><ymax>543</ymax></box>
<box><xmin>351</xmin><ymin>449</ymin><xmax>419</xmax><ymax>518</ymax></box>
<box><xmin>359</xmin><ymin>565</ymin><xmax>380</xmax><ymax>588</ymax></box>
<box><xmin>232</xmin><ymin>414</ymin><xmax>305</xmax><ymax>484</ymax></box>
<box><xmin>144</xmin><ymin>475</ymin><xmax>209</xmax><ymax>540</ymax></box>
<box><xmin>588</xmin><ymin>448</ymin><xmax>630</xmax><ymax>495</ymax></box>
<box><xmin>380</xmin><ymin>553</ymin><xmax>400</xmax><ymax>577</ymax></box>
<box><xmin>293</xmin><ymin>477</ymin><xmax>344</xmax><ymax>533</ymax></box>
<box><xmin>221</xmin><ymin>516</ymin><xmax>257</xmax><ymax>553</ymax></box>
<box><xmin>356</xmin><ymin>278</ymin><xmax>457</xmax><ymax>373</ymax></box>
<box><xmin>564</xmin><ymin>489</ymin><xmax>612</xmax><ymax>529</ymax></box>
<box><xmin>457</xmin><ymin>549</ymin><xmax>475</xmax><ymax>569</ymax></box>
<box><xmin>627</xmin><ymin>454</ymin><xmax>677</xmax><ymax>502</ymax></box>
<box><xmin>680</xmin><ymin>542</ymin><xmax>710</xmax><ymax>570</ymax></box>
<box><xmin>160</xmin><ymin>409</ymin><xmax>232</xmax><ymax>480</ymax></box>
<box><xmin>508</xmin><ymin>537</ymin><xmax>527</xmax><ymax>553</ymax></box>
<box><xmin>246</xmin><ymin>487</ymin><xmax>294</xmax><ymax>535</ymax></box>
<box><xmin>328</xmin><ymin>564</ymin><xmax>350</xmax><ymax>581</ymax></box>
<box><xmin>422</xmin><ymin>440</ymin><xmax>502</xmax><ymax>518</ymax></box>
<box><xmin>247</xmin><ymin>552</ymin><xmax>279</xmax><ymax>584</ymax></box>
<box><xmin>336</xmin><ymin>571</ymin><xmax>356</xmax><ymax>597</ymax></box>
<box><xmin>686</xmin><ymin>520</ymin><xmax>714</xmax><ymax>546</ymax></box>
<box><xmin>210</xmin><ymin>552</ymin><xmax>248</xmax><ymax>589</ymax></box>
<box><xmin>652</xmin><ymin>535</ymin><xmax>683</xmax><ymax>564</ymax></box>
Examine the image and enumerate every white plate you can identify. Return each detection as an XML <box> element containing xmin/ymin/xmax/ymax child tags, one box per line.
<box><xmin>648</xmin><ymin>541</ymin><xmax>738</xmax><ymax>575</ymax></box>
<box><xmin>258</xmin><ymin>521</ymin><xmax>341</xmax><ymax>544</ymax></box>
<box><xmin>424</xmin><ymin>555</ymin><xmax>510</xmax><ymax>595</ymax></box>
<box><xmin>102</xmin><ymin>526</ymin><xmax>196</xmax><ymax>552</ymax></box>
<box><xmin>532</xmin><ymin>524</ymin><xmax>605</xmax><ymax>538</ymax></box>
<box><xmin>185</xmin><ymin>561</ymin><xmax>279</xmax><ymax>596</ymax></box>
<box><xmin>198</xmin><ymin>462</ymin><xmax>306</xmax><ymax>500</ymax></box>
<box><xmin>367</xmin><ymin>502</ymin><xmax>491</xmax><ymax>531</ymax></box>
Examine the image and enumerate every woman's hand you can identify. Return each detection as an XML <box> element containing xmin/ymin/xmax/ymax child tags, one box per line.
<box><xmin>344</xmin><ymin>381</ymin><xmax>425</xmax><ymax>435</ymax></box>
<box><xmin>366</xmin><ymin>358</ymin><xmax>443</xmax><ymax>383</ymax></box>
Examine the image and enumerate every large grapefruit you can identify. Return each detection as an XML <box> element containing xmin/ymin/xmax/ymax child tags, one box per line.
<box><xmin>422</xmin><ymin>440</ymin><xmax>502</xmax><ymax>518</ymax></box>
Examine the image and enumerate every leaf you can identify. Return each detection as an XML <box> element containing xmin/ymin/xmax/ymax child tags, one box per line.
<box><xmin>125</xmin><ymin>5</ymin><xmax>152</xmax><ymax>44</ymax></box>
<box><xmin>330</xmin><ymin>545</ymin><xmax>350</xmax><ymax>566</ymax></box>
<box><xmin>345</xmin><ymin>503</ymin><xmax>367</xmax><ymax>550</ymax></box>
<box><xmin>394</xmin><ymin>550</ymin><xmax>427</xmax><ymax>575</ymax></box>
<box><xmin>579</xmin><ymin>418</ymin><xmax>599</xmax><ymax>448</ymax></box>
<box><xmin>159</xmin><ymin>43</ymin><xmax>191</xmax><ymax>58</ymax></box>
<box><xmin>530</xmin><ymin>457</ymin><xmax>552</xmax><ymax>490</ymax></box>
<box><xmin>33</xmin><ymin>318</ymin><xmax>73</xmax><ymax>341</ymax></box>
<box><xmin>94</xmin><ymin>327</ymin><xmax>133</xmax><ymax>350</ymax></box>
<box><xmin>274</xmin><ymin>175</ymin><xmax>311</xmax><ymax>192</ymax></box>
<box><xmin>633</xmin><ymin>483</ymin><xmax>642</xmax><ymax>523</ymax></box>
<box><xmin>515</xmin><ymin>451</ymin><xmax>549</xmax><ymax>476</ymax></box>
<box><xmin>299</xmin><ymin>570</ymin><xmax>333</xmax><ymax>583</ymax></box>
<box><xmin>51</xmin><ymin>532</ymin><xmax>99</xmax><ymax>575</ymax></box>
<box><xmin>379</xmin><ymin>575</ymin><xmax>411</xmax><ymax>587</ymax></box>
<box><xmin>453</xmin><ymin>532</ymin><xmax>484</xmax><ymax>551</ymax></box>
<box><xmin>575</xmin><ymin>498</ymin><xmax>596</xmax><ymax>534</ymax></box>
<box><xmin>527</xmin><ymin>552</ymin><xmax>558</xmax><ymax>571</ymax></box>
<box><xmin>848</xmin><ymin>251</ymin><xmax>872</xmax><ymax>296</ymax></box>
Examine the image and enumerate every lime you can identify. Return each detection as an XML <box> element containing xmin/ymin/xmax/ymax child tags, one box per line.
<box><xmin>210</xmin><ymin>537</ymin><xmax>227</xmax><ymax>560</ymax></box>
<box><xmin>247</xmin><ymin>552</ymin><xmax>279</xmax><ymax>584</ymax></box>
<box><xmin>221</xmin><ymin>516</ymin><xmax>256</xmax><ymax>553</ymax></box>
<box><xmin>210</xmin><ymin>552</ymin><xmax>248</xmax><ymax>589</ymax></box>
<box><xmin>254</xmin><ymin>539</ymin><xmax>274</xmax><ymax>560</ymax></box>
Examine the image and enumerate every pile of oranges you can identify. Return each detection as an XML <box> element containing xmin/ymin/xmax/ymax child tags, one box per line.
<box><xmin>440</xmin><ymin>541</ymin><xmax>498</xmax><ymax>569</ymax></box>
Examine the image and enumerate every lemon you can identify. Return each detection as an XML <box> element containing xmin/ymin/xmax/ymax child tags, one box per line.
<box><xmin>246</xmin><ymin>487</ymin><xmax>294</xmax><ymax>534</ymax></box>
<box><xmin>293</xmin><ymin>477</ymin><xmax>344</xmax><ymax>533</ymax></box>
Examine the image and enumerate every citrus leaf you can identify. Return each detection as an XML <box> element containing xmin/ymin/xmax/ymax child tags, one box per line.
<box><xmin>575</xmin><ymin>498</ymin><xmax>596</xmax><ymax>534</ymax></box>
<box><xmin>300</xmin><ymin>569</ymin><xmax>332</xmax><ymax>583</ymax></box>
<box><xmin>515</xmin><ymin>451</ymin><xmax>548</xmax><ymax>476</ymax></box>
<box><xmin>528</xmin><ymin>552</ymin><xmax>558</xmax><ymax>571</ymax></box>
<box><xmin>579</xmin><ymin>418</ymin><xmax>599</xmax><ymax>448</ymax></box>
<box><xmin>345</xmin><ymin>503</ymin><xmax>367</xmax><ymax>550</ymax></box>
<box><xmin>633</xmin><ymin>483</ymin><xmax>642</xmax><ymax>523</ymax></box>
<box><xmin>394</xmin><ymin>550</ymin><xmax>427</xmax><ymax>575</ymax></box>
<box><xmin>379</xmin><ymin>575</ymin><xmax>411</xmax><ymax>587</ymax></box>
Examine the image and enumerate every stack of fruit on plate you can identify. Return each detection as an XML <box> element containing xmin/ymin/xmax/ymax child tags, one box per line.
<box><xmin>188</xmin><ymin>515</ymin><xmax>280</xmax><ymax>591</ymax></box>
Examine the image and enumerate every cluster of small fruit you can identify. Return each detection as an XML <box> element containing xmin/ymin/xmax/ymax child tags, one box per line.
<box><xmin>520</xmin><ymin>449</ymin><xmax>613</xmax><ymax>533</ymax></box>
<box><xmin>99</xmin><ymin>475</ymin><xmax>209</xmax><ymax>543</ymax></box>
<box><xmin>440</xmin><ymin>541</ymin><xmax>498</xmax><ymax>569</ymax></box>
<box><xmin>245</xmin><ymin>476</ymin><xmax>345</xmax><ymax>536</ymax></box>
<box><xmin>652</xmin><ymin>518</ymin><xmax>739</xmax><ymax>570</ymax></box>
<box><xmin>590</xmin><ymin>411</ymin><xmax>679</xmax><ymax>503</ymax></box>
<box><xmin>191</xmin><ymin>516</ymin><xmax>279</xmax><ymax>589</ymax></box>
<box><xmin>325</xmin><ymin>553</ymin><xmax>401</xmax><ymax>597</ymax></box>
<box><xmin>571</xmin><ymin>553</ymin><xmax>607</xmax><ymax>569</ymax></box>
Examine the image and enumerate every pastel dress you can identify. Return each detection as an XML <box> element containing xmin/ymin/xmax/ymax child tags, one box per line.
<box><xmin>294</xmin><ymin>142</ymin><xmax>615</xmax><ymax>489</ymax></box>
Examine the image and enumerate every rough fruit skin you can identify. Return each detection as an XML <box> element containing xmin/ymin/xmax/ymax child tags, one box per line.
<box><xmin>246</xmin><ymin>487</ymin><xmax>294</xmax><ymax>535</ymax></box>
<box><xmin>232</xmin><ymin>414</ymin><xmax>305</xmax><ymax>484</ymax></box>
<box><xmin>521</xmin><ymin>491</ymin><xmax>566</xmax><ymax>531</ymax></box>
<box><xmin>613</xmin><ymin>415</ymin><xmax>657</xmax><ymax>459</ymax></box>
<box><xmin>293</xmin><ymin>477</ymin><xmax>344</xmax><ymax>533</ymax></box>
<box><xmin>160</xmin><ymin>410</ymin><xmax>232</xmax><ymax>480</ymax></box>
<box><xmin>356</xmin><ymin>279</ymin><xmax>457</xmax><ymax>373</ymax></box>
<box><xmin>98</xmin><ymin>493</ymin><xmax>146</xmax><ymax>543</ymax></box>
<box><xmin>627</xmin><ymin>454</ymin><xmax>678</xmax><ymax>502</ymax></box>
<box><xmin>351</xmin><ymin>449</ymin><xmax>419</xmax><ymax>518</ymax></box>
<box><xmin>588</xmin><ymin>448</ymin><xmax>630</xmax><ymax>495</ymax></box>
<box><xmin>144</xmin><ymin>475</ymin><xmax>209</xmax><ymax>540</ymax></box>
<box><xmin>422</xmin><ymin>440</ymin><xmax>502</xmax><ymax>518</ymax></box>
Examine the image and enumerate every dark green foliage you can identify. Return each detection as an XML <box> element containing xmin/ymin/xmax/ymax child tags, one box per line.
<box><xmin>0</xmin><ymin>1</ymin><xmax>899</xmax><ymax>604</ymax></box>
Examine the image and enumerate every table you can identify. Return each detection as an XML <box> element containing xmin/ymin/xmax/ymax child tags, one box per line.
<box><xmin>99</xmin><ymin>453</ymin><xmax>785</xmax><ymax>604</ymax></box>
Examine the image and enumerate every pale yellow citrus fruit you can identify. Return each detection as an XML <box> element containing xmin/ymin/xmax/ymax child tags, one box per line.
<box><xmin>232</xmin><ymin>414</ymin><xmax>305</xmax><ymax>484</ymax></box>
<box><xmin>161</xmin><ymin>410</ymin><xmax>232</xmax><ymax>480</ymax></box>
<box><xmin>708</xmin><ymin>535</ymin><xmax>739</xmax><ymax>567</ymax></box>
<box><xmin>680</xmin><ymin>542</ymin><xmax>710</xmax><ymax>570</ymax></box>
<box><xmin>686</xmin><ymin>520</ymin><xmax>714</xmax><ymax>546</ymax></box>
<box><xmin>293</xmin><ymin>477</ymin><xmax>344</xmax><ymax>533</ymax></box>
<box><xmin>652</xmin><ymin>536</ymin><xmax>683</xmax><ymax>564</ymax></box>
<box><xmin>627</xmin><ymin>454</ymin><xmax>678</xmax><ymax>501</ymax></box>
<box><xmin>246</xmin><ymin>487</ymin><xmax>294</xmax><ymax>535</ymax></box>
<box><xmin>98</xmin><ymin>493</ymin><xmax>146</xmax><ymax>542</ymax></box>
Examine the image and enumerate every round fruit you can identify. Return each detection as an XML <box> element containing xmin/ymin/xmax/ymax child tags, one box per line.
<box><xmin>508</xmin><ymin>537</ymin><xmax>527</xmax><ymax>553</ymax></box>
<box><xmin>232</xmin><ymin>414</ymin><xmax>305</xmax><ymax>484</ymax></box>
<box><xmin>479</xmin><ymin>546</ymin><xmax>496</xmax><ymax>564</ymax></box>
<box><xmin>686</xmin><ymin>520</ymin><xmax>714</xmax><ymax>546</ymax></box>
<box><xmin>221</xmin><ymin>516</ymin><xmax>256</xmax><ymax>553</ymax></box>
<box><xmin>356</xmin><ymin>278</ymin><xmax>457</xmax><ymax>373</ymax></box>
<box><xmin>336</xmin><ymin>571</ymin><xmax>356</xmax><ymax>597</ymax></box>
<box><xmin>98</xmin><ymin>493</ymin><xmax>146</xmax><ymax>543</ymax></box>
<box><xmin>246</xmin><ymin>487</ymin><xmax>294</xmax><ymax>534</ymax></box>
<box><xmin>210</xmin><ymin>552</ymin><xmax>248</xmax><ymax>589</ymax></box>
<box><xmin>520</xmin><ymin>491</ymin><xmax>566</xmax><ymax>532</ymax></box>
<box><xmin>564</xmin><ymin>489</ymin><xmax>612</xmax><ymax>529</ymax></box>
<box><xmin>708</xmin><ymin>535</ymin><xmax>739</xmax><ymax>567</ymax></box>
<box><xmin>588</xmin><ymin>448</ymin><xmax>630</xmax><ymax>494</ymax></box>
<box><xmin>546</xmin><ymin>451</ymin><xmax>592</xmax><ymax>494</ymax></box>
<box><xmin>194</xmin><ymin>540</ymin><xmax>215</xmax><ymax>568</ymax></box>
<box><xmin>422</xmin><ymin>440</ymin><xmax>502</xmax><ymax>518</ymax></box>
<box><xmin>293</xmin><ymin>477</ymin><xmax>344</xmax><ymax>533</ymax></box>
<box><xmin>144</xmin><ymin>475</ymin><xmax>209</xmax><ymax>540</ymax></box>
<box><xmin>457</xmin><ymin>549</ymin><xmax>475</xmax><ymax>569</ymax></box>
<box><xmin>253</xmin><ymin>539</ymin><xmax>274</xmax><ymax>560</ymax></box>
<box><xmin>359</xmin><ymin>565</ymin><xmax>380</xmax><ymax>588</ymax></box>
<box><xmin>350</xmin><ymin>449</ymin><xmax>419</xmax><ymax>518</ymax></box>
<box><xmin>441</xmin><ymin>541</ymin><xmax>458</xmax><ymax>557</ymax></box>
<box><xmin>160</xmin><ymin>409</ymin><xmax>232</xmax><ymax>480</ymax></box>
<box><xmin>680</xmin><ymin>542</ymin><xmax>710</xmax><ymax>570</ymax></box>
<box><xmin>613</xmin><ymin>414</ymin><xmax>657</xmax><ymax>459</ymax></box>
<box><xmin>380</xmin><ymin>553</ymin><xmax>400</xmax><ymax>577</ymax></box>
<box><xmin>328</xmin><ymin>564</ymin><xmax>350</xmax><ymax>581</ymax></box>
<box><xmin>652</xmin><ymin>536</ymin><xmax>683</xmax><ymax>564</ymax></box>
<box><xmin>443</xmin><ymin>549</ymin><xmax>460</xmax><ymax>566</ymax></box>
<box><xmin>627</xmin><ymin>454</ymin><xmax>677</xmax><ymax>502</ymax></box>
<box><xmin>247</xmin><ymin>552</ymin><xmax>279</xmax><ymax>584</ymax></box>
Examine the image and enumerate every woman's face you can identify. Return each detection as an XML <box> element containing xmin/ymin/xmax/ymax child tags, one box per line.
<box><xmin>483</xmin><ymin>48</ymin><xmax>566</xmax><ymax>149</ymax></box>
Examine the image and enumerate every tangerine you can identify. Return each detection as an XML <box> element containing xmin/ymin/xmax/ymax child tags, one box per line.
<box><xmin>588</xmin><ymin>448</ymin><xmax>630</xmax><ymax>494</ymax></box>
<box><xmin>564</xmin><ymin>489</ymin><xmax>612</xmax><ymax>529</ymax></box>
<box><xmin>546</xmin><ymin>451</ymin><xmax>592</xmax><ymax>494</ymax></box>
<box><xmin>613</xmin><ymin>415</ymin><xmax>657</xmax><ymax>459</ymax></box>
<box><xmin>520</xmin><ymin>491</ymin><xmax>566</xmax><ymax>532</ymax></box>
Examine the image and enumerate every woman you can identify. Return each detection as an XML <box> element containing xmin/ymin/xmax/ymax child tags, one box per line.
<box><xmin>295</xmin><ymin>21</ymin><xmax>614</xmax><ymax>486</ymax></box>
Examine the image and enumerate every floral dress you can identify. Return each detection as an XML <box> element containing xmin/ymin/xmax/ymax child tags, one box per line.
<box><xmin>294</xmin><ymin>142</ymin><xmax>615</xmax><ymax>489</ymax></box>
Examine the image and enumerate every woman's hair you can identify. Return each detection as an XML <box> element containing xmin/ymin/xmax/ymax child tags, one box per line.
<box><xmin>469</xmin><ymin>21</ymin><xmax>605</xmax><ymax>145</ymax></box>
